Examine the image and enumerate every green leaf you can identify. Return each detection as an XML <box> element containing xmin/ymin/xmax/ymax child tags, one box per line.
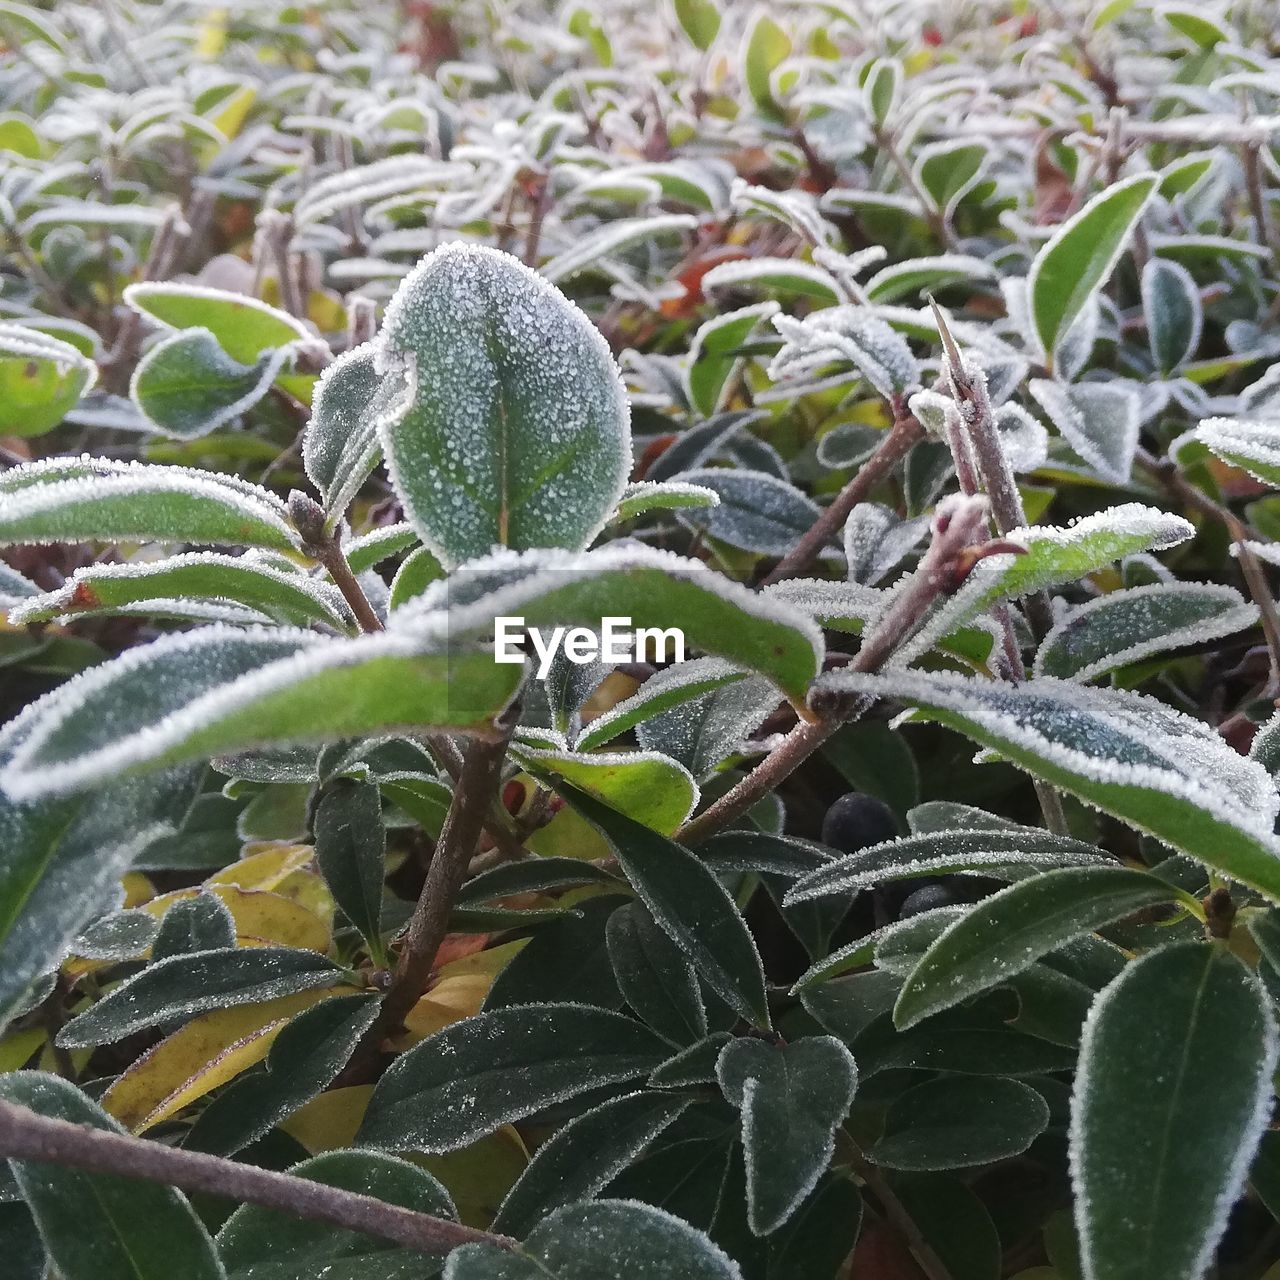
<box><xmin>0</xmin><ymin>1072</ymin><xmax>224</xmax><ymax>1280</ymax></box>
<box><xmin>186</xmin><ymin>994</ymin><xmax>379</xmax><ymax>1155</ymax></box>
<box><xmin>458</xmin><ymin>856</ymin><xmax>622</xmax><ymax>903</ymax></box>
<box><xmin>124</xmin><ymin>282</ymin><xmax>312</xmax><ymax>366</ymax></box>
<box><xmin>389</xmin><ymin>544</ymin><xmax>446</xmax><ymax>609</ymax></box>
<box><xmin>674</xmin><ymin>0</ymin><xmax>720</xmax><ymax>49</ymax></box>
<box><xmin>813</xmin><ymin>670</ymin><xmax>1280</xmax><ymax>901</ymax></box>
<box><xmin>867</xmin><ymin>1076</ymin><xmax>1049</xmax><ymax>1171</ymax></box>
<box><xmin>865</xmin><ymin>254</ymin><xmax>995</xmax><ymax>303</ymax></box>
<box><xmin>0</xmin><ymin>323</ymin><xmax>96</xmax><ymax>437</ymax></box>
<box><xmin>216</xmin><ymin>1150</ymin><xmax>456</xmax><ymax>1280</ymax></box>
<box><xmin>864</xmin><ymin>57</ymin><xmax>901</xmax><ymax>126</ymax></box>
<box><xmin>1028</xmin><ymin>175</ymin><xmax>1158</xmax><ymax>362</ymax></box>
<box><xmin>742</xmin><ymin>8</ymin><xmax>791</xmax><ymax>121</ymax></box>
<box><xmin>491</xmin><ymin>1091</ymin><xmax>691</xmax><ymax>1236</ymax></box>
<box><xmin>1195</xmin><ymin>417</ymin><xmax>1280</xmax><ymax>488</ymax></box>
<box><xmin>914</xmin><ymin>142</ymin><xmax>988</xmax><ymax>217</ymax></box>
<box><xmin>56</xmin><ymin>947</ymin><xmax>346</xmax><ymax>1047</ymax></box>
<box><xmin>687</xmin><ymin>303</ymin><xmax>778</xmax><ymax>416</ymax></box>
<box><xmin>9</xmin><ymin>552</ymin><xmax>351</xmax><ymax>631</ymax></box>
<box><xmin>607</xmin><ymin>901</ymin><xmax>707</xmax><ymax>1045</ymax></box>
<box><xmin>314</xmin><ymin>780</ymin><xmax>387</xmax><ymax>961</ymax></box>
<box><xmin>302</xmin><ymin>343</ymin><xmax>395</xmax><ymax>528</ymax></box>
<box><xmin>615</xmin><ymin>480</ymin><xmax>720</xmax><ymax>523</ymax></box>
<box><xmin>359</xmin><ymin>1003</ymin><xmax>669</xmax><ymax>1152</ymax></box>
<box><xmin>1034</xmin><ymin>583</ymin><xmax>1257</xmax><ymax>682</ymax></box>
<box><xmin>515</xmin><ymin>744</ymin><xmax>698</xmax><ymax>834</ymax></box>
<box><xmin>1142</xmin><ymin>257</ymin><xmax>1201</xmax><ymax>373</ymax></box>
<box><xmin>413</xmin><ymin>545</ymin><xmax>822</xmax><ymax>709</ymax></box>
<box><xmin>152</xmin><ymin>894</ymin><xmax>237</xmax><ymax>960</ymax></box>
<box><xmin>0</xmin><ymin>711</ymin><xmax>201</xmax><ymax>1025</ymax></box>
<box><xmin>376</xmin><ymin>244</ymin><xmax>630</xmax><ymax>566</ymax></box>
<box><xmin>902</xmin><ymin>503</ymin><xmax>1193</xmax><ymax>663</ymax></box>
<box><xmin>0</xmin><ymin>457</ymin><xmax>298</xmax><ymax>552</ymax></box>
<box><xmin>765</xmin><ymin>1174</ymin><xmax>862</xmax><ymax>1280</ymax></box>
<box><xmin>1071</xmin><ymin>942</ymin><xmax>1278</xmax><ymax>1280</ymax></box>
<box><xmin>344</xmin><ymin>523</ymin><xmax>421</xmax><ymax>574</ymax></box>
<box><xmin>892</xmin><ymin>866</ymin><xmax>1193</xmax><ymax>1030</ymax></box>
<box><xmin>445</xmin><ymin>1200</ymin><xmax>744</xmax><ymax>1279</ymax></box>
<box><xmin>717</xmin><ymin>1036</ymin><xmax>857</xmax><ymax>1235</ymax></box>
<box><xmin>674</xmin><ymin>468</ymin><xmax>824</xmax><ymax>557</ymax></box>
<box><xmin>1027</xmin><ymin>380</ymin><xmax>1140</xmax><ymax>484</ymax></box>
<box><xmin>891</xmin><ymin>1175</ymin><xmax>1003</xmax><ymax>1280</ymax></box>
<box><xmin>1</xmin><ymin>627</ymin><xmax>522</xmax><ymax>799</ymax></box>
<box><xmin>131</xmin><ymin>329</ymin><xmax>294</xmax><ymax>439</ymax></box>
<box><xmin>787</xmin><ymin>828</ymin><xmax>1106</xmax><ymax>903</ymax></box>
<box><xmin>558</xmin><ymin>782</ymin><xmax>771</xmax><ymax>1028</ymax></box>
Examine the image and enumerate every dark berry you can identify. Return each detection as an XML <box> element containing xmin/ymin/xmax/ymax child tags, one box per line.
<box><xmin>820</xmin><ymin>791</ymin><xmax>898</xmax><ymax>855</ymax></box>
<box><xmin>898</xmin><ymin>883</ymin><xmax>956</xmax><ymax>919</ymax></box>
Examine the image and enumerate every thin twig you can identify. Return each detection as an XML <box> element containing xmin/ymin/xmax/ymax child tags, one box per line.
<box><xmin>760</xmin><ymin>408</ymin><xmax>924</xmax><ymax>586</ymax></box>
<box><xmin>846</xmin><ymin>1143</ymin><xmax>955</xmax><ymax>1280</ymax></box>
<box><xmin>378</xmin><ymin>729</ymin><xmax>514</xmax><ymax>1034</ymax></box>
<box><xmin>680</xmin><ymin>494</ymin><xmax>995</xmax><ymax>844</ymax></box>
<box><xmin>288</xmin><ymin>492</ymin><xmax>385</xmax><ymax>634</ymax></box>
<box><xmin>1227</xmin><ymin>514</ymin><xmax>1280</xmax><ymax>697</ymax></box>
<box><xmin>0</xmin><ymin>1099</ymin><xmax>514</xmax><ymax>1255</ymax></box>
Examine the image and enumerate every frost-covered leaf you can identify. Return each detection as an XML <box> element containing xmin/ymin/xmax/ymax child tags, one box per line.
<box><xmin>131</xmin><ymin>329</ymin><xmax>295</xmax><ymax>440</ymax></box>
<box><xmin>577</xmin><ymin>658</ymin><xmax>748</xmax><ymax>751</ymax></box>
<box><xmin>1028</xmin><ymin>174</ymin><xmax>1158</xmax><ymax>362</ymax></box>
<box><xmin>124</xmin><ymin>282</ymin><xmax>312</xmax><ymax>366</ymax></box>
<box><xmin>313</xmin><ymin>780</ymin><xmax>387</xmax><ymax>961</ymax></box>
<box><xmin>541</xmin><ymin>214</ymin><xmax>696</xmax><ymax>282</ymax></box>
<box><xmin>358</xmin><ymin>1003</ymin><xmax>668</xmax><ymax>1152</ymax></box>
<box><xmin>995</xmin><ymin>402</ymin><xmax>1049</xmax><ymax>473</ymax></box>
<box><xmin>615</xmin><ymin>480</ymin><xmax>719</xmax><ymax>522</ymax></box>
<box><xmin>491</xmin><ymin>1092</ymin><xmax>690</xmax><ymax>1237</ymax></box>
<box><xmin>812</xmin><ymin>669</ymin><xmax>1280</xmax><ymax>901</ymax></box>
<box><xmin>1</xmin><ymin>626</ymin><xmax>521</xmax><ymax>799</ymax></box>
<box><xmin>699</xmin><ymin>258</ymin><xmax>840</xmax><ymax>304</ymax></box>
<box><xmin>186</xmin><ymin>993</ymin><xmax>379</xmax><ymax>1155</ymax></box>
<box><xmin>398</xmin><ymin>544</ymin><xmax>822</xmax><ymax>708</ymax></box>
<box><xmin>607</xmin><ymin>901</ymin><xmax>706</xmax><ymax>1046</ymax></box>
<box><xmin>717</xmin><ymin>1036</ymin><xmax>857</xmax><ymax>1235</ymax></box>
<box><xmin>770</xmin><ymin>307</ymin><xmax>920</xmax><ymax>398</ymax></box>
<box><xmin>515</xmin><ymin>744</ymin><xmax>698</xmax><ymax>833</ymax></box>
<box><xmin>687</xmin><ymin>302</ymin><xmax>778</xmax><ymax>416</ymax></box>
<box><xmin>843</xmin><ymin>503</ymin><xmax>928</xmax><ymax>586</ymax></box>
<box><xmin>899</xmin><ymin>504</ymin><xmax>1193</xmax><ymax>663</ymax></box>
<box><xmin>560</xmin><ymin>782</ymin><xmax>770</xmax><ymax>1028</ymax></box>
<box><xmin>1142</xmin><ymin>257</ymin><xmax>1201</xmax><ymax>374</ymax></box>
<box><xmin>0</xmin><ymin>559</ymin><xmax>38</xmax><ymax>609</ymax></box>
<box><xmin>445</xmin><ymin>1200</ymin><xmax>744</xmax><ymax>1279</ymax></box>
<box><xmin>674</xmin><ymin>468</ymin><xmax>823</xmax><ymax>557</ymax></box>
<box><xmin>864</xmin><ymin>254</ymin><xmax>994</xmax><ymax>303</ymax></box>
<box><xmin>0</xmin><ymin>1072</ymin><xmax>224</xmax><ymax>1280</ymax></box>
<box><xmin>9</xmin><ymin>553</ymin><xmax>351</xmax><ymax>631</ymax></box>
<box><xmin>1071</xmin><ymin>942</ymin><xmax>1278</xmax><ymax>1280</ymax></box>
<box><xmin>56</xmin><ymin>947</ymin><xmax>346</xmax><ymax>1047</ymax></box>
<box><xmin>867</xmin><ymin>1077</ymin><xmax>1049</xmax><ymax>1171</ymax></box>
<box><xmin>914</xmin><ymin>142</ymin><xmax>988</xmax><ymax>218</ymax></box>
<box><xmin>0</xmin><ymin>323</ymin><xmax>96</xmax><ymax>438</ymax></box>
<box><xmin>1195</xmin><ymin>417</ymin><xmax>1280</xmax><ymax>487</ymax></box>
<box><xmin>1034</xmin><ymin>583</ymin><xmax>1257</xmax><ymax>681</ymax></box>
<box><xmin>302</xmin><ymin>342</ymin><xmax>401</xmax><ymax>526</ymax></box>
<box><xmin>376</xmin><ymin>244</ymin><xmax>630</xmax><ymax>566</ymax></box>
<box><xmin>893</xmin><ymin>866</ymin><xmax>1194</xmax><ymax>1029</ymax></box>
<box><xmin>636</xmin><ymin>672</ymin><xmax>777</xmax><ymax>781</ymax></box>
<box><xmin>0</xmin><ymin>457</ymin><xmax>298</xmax><ymax>551</ymax></box>
<box><xmin>1029</xmin><ymin>380</ymin><xmax>1140</xmax><ymax>483</ymax></box>
<box><xmin>786</xmin><ymin>827</ymin><xmax>1107</xmax><ymax>906</ymax></box>
<box><xmin>216</xmin><ymin>1150</ymin><xmax>456</xmax><ymax>1279</ymax></box>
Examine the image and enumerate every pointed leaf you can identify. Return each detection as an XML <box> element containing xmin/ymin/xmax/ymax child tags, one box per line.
<box><xmin>1142</xmin><ymin>257</ymin><xmax>1202</xmax><ymax>373</ymax></box>
<box><xmin>607</xmin><ymin>901</ymin><xmax>707</xmax><ymax>1046</ymax></box>
<box><xmin>359</xmin><ymin>1003</ymin><xmax>669</xmax><ymax>1152</ymax></box>
<box><xmin>893</xmin><ymin>866</ymin><xmax>1194</xmax><ymax>1029</ymax></box>
<box><xmin>1029</xmin><ymin>380</ymin><xmax>1140</xmax><ymax>483</ymax></box>
<box><xmin>1071</xmin><ymin>942</ymin><xmax>1278</xmax><ymax>1280</ymax></box>
<box><xmin>314</xmin><ymin>780</ymin><xmax>387</xmax><ymax>960</ymax></box>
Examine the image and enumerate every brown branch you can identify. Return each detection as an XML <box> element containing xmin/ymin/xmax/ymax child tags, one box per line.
<box><xmin>378</xmin><ymin>729</ymin><xmax>514</xmax><ymax>1035</ymax></box>
<box><xmin>846</xmin><ymin>1143</ymin><xmax>955</xmax><ymax>1280</ymax></box>
<box><xmin>680</xmin><ymin>493</ymin><xmax>994</xmax><ymax>844</ymax></box>
<box><xmin>760</xmin><ymin>409</ymin><xmax>924</xmax><ymax>586</ymax></box>
<box><xmin>0</xmin><ymin>1098</ymin><xmax>514</xmax><ymax>1256</ymax></box>
<box><xmin>288</xmin><ymin>492</ymin><xmax>385</xmax><ymax>635</ymax></box>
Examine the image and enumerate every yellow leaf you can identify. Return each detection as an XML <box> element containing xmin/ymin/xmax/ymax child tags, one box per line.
<box><xmin>399</xmin><ymin>974</ymin><xmax>491</xmax><ymax>1046</ymax></box>
<box><xmin>121</xmin><ymin>871</ymin><xmax>155</xmax><ymax>907</ymax></box>
<box><xmin>282</xmin><ymin>1084</ymin><xmax>373</xmax><ymax>1152</ymax></box>
<box><xmin>210</xmin><ymin>84</ymin><xmax>256</xmax><ymax>140</ymax></box>
<box><xmin>0</xmin><ymin>1027</ymin><xmax>44</xmax><ymax>1071</ymax></box>
<box><xmin>103</xmin><ymin>989</ymin><xmax>339</xmax><ymax>1133</ymax></box>
<box><xmin>435</xmin><ymin>939</ymin><xmax>528</xmax><ymax>982</ymax></box>
<box><xmin>271</xmin><ymin>868</ymin><xmax>336</xmax><ymax>927</ymax></box>
<box><xmin>141</xmin><ymin>885</ymin><xmax>331</xmax><ymax>953</ymax></box>
<box><xmin>208</xmin><ymin>844</ymin><xmax>313</xmax><ymax>891</ymax></box>
<box><xmin>195</xmin><ymin>8</ymin><xmax>228</xmax><ymax>59</ymax></box>
<box><xmin>416</xmin><ymin>1128</ymin><xmax>529</xmax><ymax>1228</ymax></box>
